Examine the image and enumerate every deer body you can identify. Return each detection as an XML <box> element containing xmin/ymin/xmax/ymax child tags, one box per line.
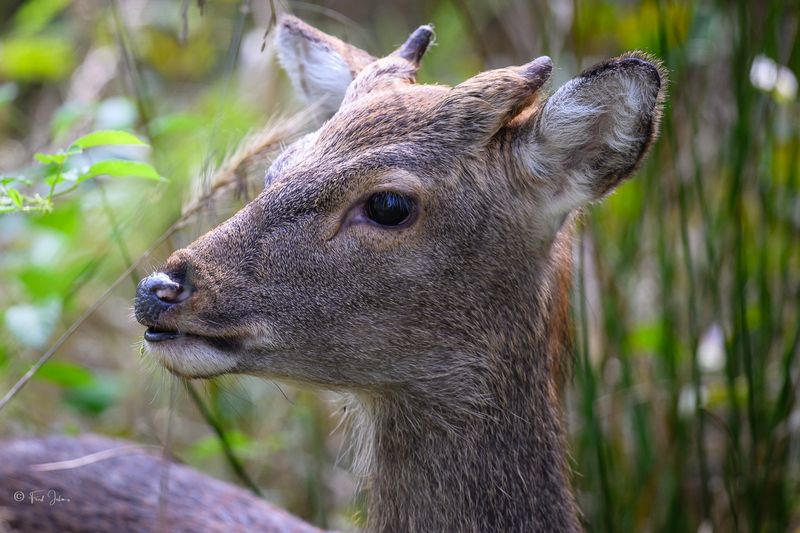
<box><xmin>1</xmin><ymin>16</ymin><xmax>665</xmax><ymax>532</ymax></box>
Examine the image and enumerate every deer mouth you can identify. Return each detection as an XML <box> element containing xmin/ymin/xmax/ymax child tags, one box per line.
<box><xmin>144</xmin><ymin>326</ymin><xmax>184</xmax><ymax>342</ymax></box>
<box><xmin>143</xmin><ymin>326</ymin><xmax>244</xmax><ymax>352</ymax></box>
<box><xmin>141</xmin><ymin>326</ymin><xmax>244</xmax><ymax>379</ymax></box>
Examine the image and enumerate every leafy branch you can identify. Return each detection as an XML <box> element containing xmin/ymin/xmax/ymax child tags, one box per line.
<box><xmin>0</xmin><ymin>129</ymin><xmax>164</xmax><ymax>214</ymax></box>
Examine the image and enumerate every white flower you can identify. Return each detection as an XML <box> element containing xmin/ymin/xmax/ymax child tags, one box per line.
<box><xmin>698</xmin><ymin>323</ymin><xmax>725</xmax><ymax>373</ymax></box>
<box><xmin>750</xmin><ymin>54</ymin><xmax>797</xmax><ymax>101</ymax></box>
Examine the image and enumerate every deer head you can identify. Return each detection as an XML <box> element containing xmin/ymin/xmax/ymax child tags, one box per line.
<box><xmin>134</xmin><ymin>15</ymin><xmax>665</xmax><ymax>396</ymax></box>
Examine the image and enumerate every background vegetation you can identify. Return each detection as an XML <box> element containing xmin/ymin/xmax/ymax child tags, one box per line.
<box><xmin>1</xmin><ymin>0</ymin><xmax>798</xmax><ymax>531</ymax></box>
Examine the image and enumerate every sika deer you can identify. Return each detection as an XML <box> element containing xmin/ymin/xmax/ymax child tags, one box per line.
<box><xmin>1</xmin><ymin>15</ymin><xmax>665</xmax><ymax>533</ymax></box>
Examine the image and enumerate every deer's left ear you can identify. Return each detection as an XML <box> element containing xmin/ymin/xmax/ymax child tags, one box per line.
<box><xmin>520</xmin><ymin>53</ymin><xmax>666</xmax><ymax>217</ymax></box>
<box><xmin>276</xmin><ymin>15</ymin><xmax>376</xmax><ymax>117</ymax></box>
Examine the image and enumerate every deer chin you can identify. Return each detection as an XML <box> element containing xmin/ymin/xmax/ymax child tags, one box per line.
<box><xmin>143</xmin><ymin>331</ymin><xmax>239</xmax><ymax>379</ymax></box>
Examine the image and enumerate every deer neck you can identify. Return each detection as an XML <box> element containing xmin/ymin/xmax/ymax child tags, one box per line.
<box><xmin>357</xmin><ymin>233</ymin><xmax>580</xmax><ymax>533</ymax></box>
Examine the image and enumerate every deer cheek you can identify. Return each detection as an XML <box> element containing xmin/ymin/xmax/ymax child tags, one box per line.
<box><xmin>346</xmin><ymin>224</ymin><xmax>420</xmax><ymax>253</ymax></box>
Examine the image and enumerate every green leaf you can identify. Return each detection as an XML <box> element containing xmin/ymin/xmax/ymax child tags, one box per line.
<box><xmin>64</xmin><ymin>374</ymin><xmax>124</xmax><ymax>416</ymax></box>
<box><xmin>36</xmin><ymin>360</ymin><xmax>94</xmax><ymax>388</ymax></box>
<box><xmin>631</xmin><ymin>321</ymin><xmax>664</xmax><ymax>355</ymax></box>
<box><xmin>149</xmin><ymin>112</ymin><xmax>204</xmax><ymax>137</ymax></box>
<box><xmin>71</xmin><ymin>130</ymin><xmax>147</xmax><ymax>150</ymax></box>
<box><xmin>187</xmin><ymin>431</ymin><xmax>265</xmax><ymax>462</ymax></box>
<box><xmin>80</xmin><ymin>160</ymin><xmax>165</xmax><ymax>182</ymax></box>
<box><xmin>3</xmin><ymin>299</ymin><xmax>61</xmax><ymax>348</ymax></box>
<box><xmin>1</xmin><ymin>176</ymin><xmax>29</xmax><ymax>186</ymax></box>
<box><xmin>35</xmin><ymin>152</ymin><xmax>69</xmax><ymax>165</ymax></box>
<box><xmin>31</xmin><ymin>200</ymin><xmax>81</xmax><ymax>233</ymax></box>
<box><xmin>13</xmin><ymin>0</ymin><xmax>71</xmax><ymax>35</ymax></box>
<box><xmin>45</xmin><ymin>172</ymin><xmax>64</xmax><ymax>188</ymax></box>
<box><xmin>59</xmin><ymin>168</ymin><xmax>80</xmax><ymax>182</ymax></box>
<box><xmin>0</xmin><ymin>36</ymin><xmax>74</xmax><ymax>81</ymax></box>
<box><xmin>51</xmin><ymin>102</ymin><xmax>86</xmax><ymax>140</ymax></box>
<box><xmin>0</xmin><ymin>83</ymin><xmax>18</xmax><ymax>108</ymax></box>
<box><xmin>6</xmin><ymin>187</ymin><xmax>24</xmax><ymax>208</ymax></box>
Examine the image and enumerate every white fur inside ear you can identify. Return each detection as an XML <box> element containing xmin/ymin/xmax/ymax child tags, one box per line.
<box><xmin>524</xmin><ymin>60</ymin><xmax>661</xmax><ymax>216</ymax></box>
<box><xmin>276</xmin><ymin>30</ymin><xmax>354</xmax><ymax>117</ymax></box>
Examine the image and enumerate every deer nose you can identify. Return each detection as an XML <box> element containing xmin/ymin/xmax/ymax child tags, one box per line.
<box><xmin>134</xmin><ymin>272</ymin><xmax>193</xmax><ymax>325</ymax></box>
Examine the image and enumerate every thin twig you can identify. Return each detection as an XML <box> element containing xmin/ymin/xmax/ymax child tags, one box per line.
<box><xmin>157</xmin><ymin>379</ymin><xmax>179</xmax><ymax>532</ymax></box>
<box><xmin>184</xmin><ymin>380</ymin><xmax>264</xmax><ymax>496</ymax></box>
<box><xmin>31</xmin><ymin>445</ymin><xmax>161</xmax><ymax>471</ymax></box>
<box><xmin>261</xmin><ymin>0</ymin><xmax>278</xmax><ymax>52</ymax></box>
<box><xmin>180</xmin><ymin>0</ymin><xmax>191</xmax><ymax>44</ymax></box>
<box><xmin>450</xmin><ymin>0</ymin><xmax>490</xmax><ymax>67</ymax></box>
<box><xmin>0</xmin><ymin>223</ymin><xmax>177</xmax><ymax>413</ymax></box>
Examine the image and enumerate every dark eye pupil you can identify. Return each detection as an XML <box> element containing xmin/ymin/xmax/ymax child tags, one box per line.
<box><xmin>365</xmin><ymin>192</ymin><xmax>413</xmax><ymax>227</ymax></box>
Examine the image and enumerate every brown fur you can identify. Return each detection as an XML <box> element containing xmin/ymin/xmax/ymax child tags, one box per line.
<box><xmin>1</xmin><ymin>16</ymin><xmax>666</xmax><ymax>533</ymax></box>
<box><xmin>0</xmin><ymin>435</ymin><xmax>321</xmax><ymax>532</ymax></box>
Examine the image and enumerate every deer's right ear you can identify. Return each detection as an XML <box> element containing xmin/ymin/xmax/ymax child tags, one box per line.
<box><xmin>276</xmin><ymin>15</ymin><xmax>376</xmax><ymax>118</ymax></box>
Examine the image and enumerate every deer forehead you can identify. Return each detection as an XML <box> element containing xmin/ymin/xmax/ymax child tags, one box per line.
<box><xmin>316</xmin><ymin>86</ymin><xmax>452</xmax><ymax>154</ymax></box>
<box><xmin>264</xmin><ymin>87</ymin><xmax>483</xmax><ymax>212</ymax></box>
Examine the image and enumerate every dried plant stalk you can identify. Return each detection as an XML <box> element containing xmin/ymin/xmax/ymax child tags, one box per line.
<box><xmin>177</xmin><ymin>110</ymin><xmax>314</xmax><ymax>228</ymax></box>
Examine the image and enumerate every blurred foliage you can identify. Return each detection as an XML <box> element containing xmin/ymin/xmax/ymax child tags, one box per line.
<box><xmin>1</xmin><ymin>129</ymin><xmax>162</xmax><ymax>213</ymax></box>
<box><xmin>0</xmin><ymin>0</ymin><xmax>798</xmax><ymax>532</ymax></box>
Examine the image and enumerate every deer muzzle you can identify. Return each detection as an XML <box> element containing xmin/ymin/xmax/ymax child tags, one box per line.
<box><xmin>134</xmin><ymin>272</ymin><xmax>193</xmax><ymax>341</ymax></box>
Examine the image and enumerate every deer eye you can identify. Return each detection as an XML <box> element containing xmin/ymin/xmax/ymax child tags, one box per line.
<box><xmin>365</xmin><ymin>191</ymin><xmax>414</xmax><ymax>227</ymax></box>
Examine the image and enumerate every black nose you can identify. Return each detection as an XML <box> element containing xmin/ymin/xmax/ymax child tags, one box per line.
<box><xmin>134</xmin><ymin>273</ymin><xmax>192</xmax><ymax>326</ymax></box>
